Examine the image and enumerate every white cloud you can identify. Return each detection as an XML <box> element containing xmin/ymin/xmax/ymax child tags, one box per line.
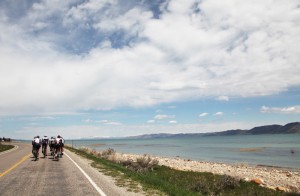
<box><xmin>214</xmin><ymin>112</ymin><xmax>223</xmax><ymax>116</ymax></box>
<box><xmin>19</xmin><ymin>116</ymin><xmax>56</xmax><ymax>121</ymax></box>
<box><xmin>216</xmin><ymin>96</ymin><xmax>229</xmax><ymax>102</ymax></box>
<box><xmin>83</xmin><ymin>119</ymin><xmax>121</xmax><ymax>125</ymax></box>
<box><xmin>155</xmin><ymin>109</ymin><xmax>163</xmax><ymax>113</ymax></box>
<box><xmin>94</xmin><ymin>7</ymin><xmax>152</xmax><ymax>35</ymax></box>
<box><xmin>154</xmin><ymin>114</ymin><xmax>175</xmax><ymax>120</ymax></box>
<box><xmin>105</xmin><ymin>121</ymin><xmax>122</xmax><ymax>125</ymax></box>
<box><xmin>167</xmin><ymin>105</ymin><xmax>176</xmax><ymax>109</ymax></box>
<box><xmin>169</xmin><ymin>120</ymin><xmax>177</xmax><ymax>124</ymax></box>
<box><xmin>147</xmin><ymin>119</ymin><xmax>155</xmax><ymax>124</ymax></box>
<box><xmin>261</xmin><ymin>105</ymin><xmax>300</xmax><ymax>114</ymax></box>
<box><xmin>199</xmin><ymin>113</ymin><xmax>208</xmax><ymax>117</ymax></box>
<box><xmin>98</xmin><ymin>120</ymin><xmax>109</xmax><ymax>123</ymax></box>
<box><xmin>98</xmin><ymin>119</ymin><xmax>122</xmax><ymax>125</ymax></box>
<box><xmin>83</xmin><ymin>119</ymin><xmax>93</xmax><ymax>123</ymax></box>
<box><xmin>27</xmin><ymin>122</ymin><xmax>39</xmax><ymax>126</ymax></box>
<box><xmin>0</xmin><ymin>0</ymin><xmax>299</xmax><ymax>116</ymax></box>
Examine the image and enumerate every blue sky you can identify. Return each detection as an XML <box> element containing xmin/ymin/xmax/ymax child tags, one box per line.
<box><xmin>0</xmin><ymin>0</ymin><xmax>299</xmax><ymax>139</ymax></box>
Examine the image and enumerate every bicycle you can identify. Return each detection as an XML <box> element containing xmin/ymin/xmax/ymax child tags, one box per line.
<box><xmin>53</xmin><ymin>144</ymin><xmax>61</xmax><ymax>161</ymax></box>
<box><xmin>32</xmin><ymin>146</ymin><xmax>39</xmax><ymax>161</ymax></box>
<box><xmin>50</xmin><ymin>145</ymin><xmax>54</xmax><ymax>156</ymax></box>
<box><xmin>42</xmin><ymin>144</ymin><xmax>47</xmax><ymax>158</ymax></box>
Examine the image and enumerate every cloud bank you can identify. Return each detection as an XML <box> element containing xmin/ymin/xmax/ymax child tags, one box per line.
<box><xmin>261</xmin><ymin>105</ymin><xmax>300</xmax><ymax>114</ymax></box>
<box><xmin>1</xmin><ymin>0</ymin><xmax>300</xmax><ymax>115</ymax></box>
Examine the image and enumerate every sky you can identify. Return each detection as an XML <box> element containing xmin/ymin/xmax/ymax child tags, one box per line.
<box><xmin>0</xmin><ymin>0</ymin><xmax>300</xmax><ymax>139</ymax></box>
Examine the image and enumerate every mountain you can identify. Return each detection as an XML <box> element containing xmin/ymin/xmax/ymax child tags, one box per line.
<box><xmin>277</xmin><ymin>122</ymin><xmax>300</xmax><ymax>133</ymax></box>
<box><xmin>128</xmin><ymin>133</ymin><xmax>175</xmax><ymax>139</ymax></box>
<box><xmin>201</xmin><ymin>122</ymin><xmax>300</xmax><ymax>136</ymax></box>
<box><xmin>247</xmin><ymin>122</ymin><xmax>300</xmax><ymax>135</ymax></box>
<box><xmin>127</xmin><ymin>122</ymin><xmax>300</xmax><ymax>139</ymax></box>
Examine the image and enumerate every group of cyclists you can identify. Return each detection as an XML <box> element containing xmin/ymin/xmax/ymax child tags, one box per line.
<box><xmin>32</xmin><ymin>135</ymin><xmax>65</xmax><ymax>161</ymax></box>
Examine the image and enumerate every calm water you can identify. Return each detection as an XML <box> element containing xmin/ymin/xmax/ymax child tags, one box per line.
<box><xmin>65</xmin><ymin>134</ymin><xmax>300</xmax><ymax>170</ymax></box>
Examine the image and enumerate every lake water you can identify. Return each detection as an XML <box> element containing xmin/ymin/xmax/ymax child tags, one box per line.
<box><xmin>65</xmin><ymin>134</ymin><xmax>300</xmax><ymax>170</ymax></box>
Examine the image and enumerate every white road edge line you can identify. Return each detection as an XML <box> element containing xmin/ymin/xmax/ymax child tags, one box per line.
<box><xmin>65</xmin><ymin>152</ymin><xmax>107</xmax><ymax>196</ymax></box>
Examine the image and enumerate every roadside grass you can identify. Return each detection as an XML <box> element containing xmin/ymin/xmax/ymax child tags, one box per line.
<box><xmin>0</xmin><ymin>143</ymin><xmax>14</xmax><ymax>153</ymax></box>
<box><xmin>66</xmin><ymin>146</ymin><xmax>298</xmax><ymax>196</ymax></box>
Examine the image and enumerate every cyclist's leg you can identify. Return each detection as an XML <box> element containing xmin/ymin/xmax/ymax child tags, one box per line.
<box><xmin>33</xmin><ymin>145</ymin><xmax>38</xmax><ymax>160</ymax></box>
<box><xmin>54</xmin><ymin>144</ymin><xmax>58</xmax><ymax>159</ymax></box>
<box><xmin>59</xmin><ymin>145</ymin><xmax>62</xmax><ymax>157</ymax></box>
<box><xmin>45</xmin><ymin>144</ymin><xmax>47</xmax><ymax>156</ymax></box>
<box><xmin>51</xmin><ymin>144</ymin><xmax>54</xmax><ymax>155</ymax></box>
<box><xmin>57</xmin><ymin>144</ymin><xmax>61</xmax><ymax>157</ymax></box>
<box><xmin>32</xmin><ymin>145</ymin><xmax>35</xmax><ymax>157</ymax></box>
<box><xmin>53</xmin><ymin>145</ymin><xmax>56</xmax><ymax>158</ymax></box>
<box><xmin>49</xmin><ymin>144</ymin><xmax>52</xmax><ymax>154</ymax></box>
<box><xmin>43</xmin><ymin>144</ymin><xmax>46</xmax><ymax>156</ymax></box>
<box><xmin>37</xmin><ymin>145</ymin><xmax>40</xmax><ymax>158</ymax></box>
<box><xmin>61</xmin><ymin>143</ymin><xmax>65</xmax><ymax>155</ymax></box>
<box><xmin>42</xmin><ymin>144</ymin><xmax>44</xmax><ymax>155</ymax></box>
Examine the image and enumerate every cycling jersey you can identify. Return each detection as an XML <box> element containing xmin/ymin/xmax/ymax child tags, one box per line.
<box><xmin>50</xmin><ymin>138</ymin><xmax>55</xmax><ymax>144</ymax></box>
<box><xmin>42</xmin><ymin>137</ymin><xmax>49</xmax><ymax>145</ymax></box>
<box><xmin>34</xmin><ymin>138</ymin><xmax>41</xmax><ymax>144</ymax></box>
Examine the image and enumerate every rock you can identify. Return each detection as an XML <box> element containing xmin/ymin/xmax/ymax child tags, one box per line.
<box><xmin>276</xmin><ymin>187</ymin><xmax>286</xmax><ymax>191</ymax></box>
<box><xmin>267</xmin><ymin>186</ymin><xmax>276</xmax><ymax>191</ymax></box>
<box><xmin>251</xmin><ymin>178</ymin><xmax>264</xmax><ymax>185</ymax></box>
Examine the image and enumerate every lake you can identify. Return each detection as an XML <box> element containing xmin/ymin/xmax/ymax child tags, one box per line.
<box><xmin>65</xmin><ymin>134</ymin><xmax>300</xmax><ymax>170</ymax></box>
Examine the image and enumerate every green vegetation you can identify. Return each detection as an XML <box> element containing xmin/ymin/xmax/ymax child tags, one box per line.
<box><xmin>0</xmin><ymin>143</ymin><xmax>14</xmax><ymax>152</ymax></box>
<box><xmin>66</xmin><ymin>146</ymin><xmax>298</xmax><ymax>196</ymax></box>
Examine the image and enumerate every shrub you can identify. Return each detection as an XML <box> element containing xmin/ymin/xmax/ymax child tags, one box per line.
<box><xmin>100</xmin><ymin>148</ymin><xmax>116</xmax><ymax>159</ymax></box>
<box><xmin>189</xmin><ymin>180</ymin><xmax>211</xmax><ymax>195</ymax></box>
<box><xmin>79</xmin><ymin>147</ymin><xmax>90</xmax><ymax>153</ymax></box>
<box><xmin>216</xmin><ymin>175</ymin><xmax>240</xmax><ymax>192</ymax></box>
<box><xmin>90</xmin><ymin>149</ymin><xmax>98</xmax><ymax>156</ymax></box>
<box><xmin>121</xmin><ymin>154</ymin><xmax>159</xmax><ymax>173</ymax></box>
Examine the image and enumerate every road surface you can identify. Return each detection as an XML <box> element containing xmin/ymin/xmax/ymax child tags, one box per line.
<box><xmin>0</xmin><ymin>142</ymin><xmax>144</xmax><ymax>196</ymax></box>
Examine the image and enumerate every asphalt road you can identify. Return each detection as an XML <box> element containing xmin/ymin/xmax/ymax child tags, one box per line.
<box><xmin>0</xmin><ymin>142</ymin><xmax>143</xmax><ymax>196</ymax></box>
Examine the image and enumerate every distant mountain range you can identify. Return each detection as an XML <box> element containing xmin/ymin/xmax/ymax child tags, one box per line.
<box><xmin>127</xmin><ymin>122</ymin><xmax>300</xmax><ymax>139</ymax></box>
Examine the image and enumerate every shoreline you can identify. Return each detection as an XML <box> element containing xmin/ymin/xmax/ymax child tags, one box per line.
<box><xmin>116</xmin><ymin>152</ymin><xmax>300</xmax><ymax>193</ymax></box>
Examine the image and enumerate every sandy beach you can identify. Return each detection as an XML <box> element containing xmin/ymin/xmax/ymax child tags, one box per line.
<box><xmin>116</xmin><ymin>152</ymin><xmax>300</xmax><ymax>193</ymax></box>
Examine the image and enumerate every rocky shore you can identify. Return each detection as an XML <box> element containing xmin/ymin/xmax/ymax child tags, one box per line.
<box><xmin>117</xmin><ymin>153</ymin><xmax>300</xmax><ymax>193</ymax></box>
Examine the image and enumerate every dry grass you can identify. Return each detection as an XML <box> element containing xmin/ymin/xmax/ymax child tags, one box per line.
<box><xmin>80</xmin><ymin>147</ymin><xmax>159</xmax><ymax>173</ymax></box>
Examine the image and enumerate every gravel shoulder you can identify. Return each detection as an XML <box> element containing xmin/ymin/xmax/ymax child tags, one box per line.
<box><xmin>64</xmin><ymin>149</ymin><xmax>147</xmax><ymax>196</ymax></box>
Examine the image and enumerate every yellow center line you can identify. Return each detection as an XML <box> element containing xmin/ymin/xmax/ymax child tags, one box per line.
<box><xmin>0</xmin><ymin>153</ymin><xmax>31</xmax><ymax>178</ymax></box>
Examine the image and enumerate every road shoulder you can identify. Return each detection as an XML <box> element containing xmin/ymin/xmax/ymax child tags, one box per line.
<box><xmin>64</xmin><ymin>148</ymin><xmax>145</xmax><ymax>196</ymax></box>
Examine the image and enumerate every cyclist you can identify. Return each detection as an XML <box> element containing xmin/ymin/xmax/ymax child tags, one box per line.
<box><xmin>49</xmin><ymin>136</ymin><xmax>56</xmax><ymax>155</ymax></box>
<box><xmin>32</xmin><ymin>136</ymin><xmax>41</xmax><ymax>160</ymax></box>
<box><xmin>60</xmin><ymin>135</ymin><xmax>65</xmax><ymax>155</ymax></box>
<box><xmin>42</xmin><ymin>136</ymin><xmax>49</xmax><ymax>157</ymax></box>
<box><xmin>56</xmin><ymin>135</ymin><xmax>64</xmax><ymax>158</ymax></box>
<box><xmin>31</xmin><ymin>136</ymin><xmax>36</xmax><ymax>155</ymax></box>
